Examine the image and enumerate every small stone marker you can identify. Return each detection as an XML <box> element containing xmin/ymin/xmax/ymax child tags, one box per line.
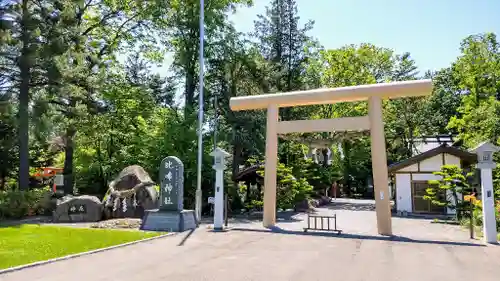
<box><xmin>53</xmin><ymin>195</ymin><xmax>102</xmax><ymax>222</ymax></box>
<box><xmin>140</xmin><ymin>156</ymin><xmax>197</xmax><ymax>232</ymax></box>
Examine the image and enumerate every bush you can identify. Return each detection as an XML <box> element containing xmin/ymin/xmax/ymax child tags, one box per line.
<box><xmin>464</xmin><ymin>195</ymin><xmax>500</xmax><ymax>231</ymax></box>
<box><xmin>0</xmin><ymin>187</ymin><xmax>52</xmax><ymax>219</ymax></box>
<box><xmin>256</xmin><ymin>163</ymin><xmax>313</xmax><ymax>210</ymax></box>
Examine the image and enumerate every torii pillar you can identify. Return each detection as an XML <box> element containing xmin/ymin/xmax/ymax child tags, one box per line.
<box><xmin>230</xmin><ymin>80</ymin><xmax>433</xmax><ymax>235</ymax></box>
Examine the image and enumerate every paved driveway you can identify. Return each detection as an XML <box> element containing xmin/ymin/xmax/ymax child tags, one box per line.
<box><xmin>1</xmin><ymin>206</ymin><xmax>499</xmax><ymax>281</ymax></box>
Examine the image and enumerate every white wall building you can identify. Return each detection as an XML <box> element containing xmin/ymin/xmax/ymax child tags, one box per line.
<box><xmin>388</xmin><ymin>145</ymin><xmax>476</xmax><ymax>215</ymax></box>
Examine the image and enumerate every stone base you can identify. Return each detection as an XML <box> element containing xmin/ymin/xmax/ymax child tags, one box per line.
<box><xmin>140</xmin><ymin>209</ymin><xmax>197</xmax><ymax>232</ymax></box>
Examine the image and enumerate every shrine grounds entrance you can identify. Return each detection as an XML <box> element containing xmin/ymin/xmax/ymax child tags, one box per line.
<box><xmin>230</xmin><ymin>80</ymin><xmax>433</xmax><ymax>235</ymax></box>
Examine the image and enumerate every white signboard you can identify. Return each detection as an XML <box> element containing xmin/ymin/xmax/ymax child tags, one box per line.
<box><xmin>54</xmin><ymin>174</ymin><xmax>64</xmax><ymax>186</ymax></box>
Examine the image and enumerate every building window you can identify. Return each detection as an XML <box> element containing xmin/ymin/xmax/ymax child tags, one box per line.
<box><xmin>412</xmin><ymin>181</ymin><xmax>446</xmax><ymax>214</ymax></box>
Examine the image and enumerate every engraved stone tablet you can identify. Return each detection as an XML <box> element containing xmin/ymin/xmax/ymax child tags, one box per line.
<box><xmin>159</xmin><ymin>156</ymin><xmax>184</xmax><ymax>211</ymax></box>
<box><xmin>140</xmin><ymin>156</ymin><xmax>197</xmax><ymax>232</ymax></box>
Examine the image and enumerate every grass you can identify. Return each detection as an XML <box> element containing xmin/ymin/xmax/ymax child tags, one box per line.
<box><xmin>0</xmin><ymin>224</ymin><xmax>163</xmax><ymax>270</ymax></box>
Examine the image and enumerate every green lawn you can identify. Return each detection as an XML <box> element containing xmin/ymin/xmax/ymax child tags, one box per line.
<box><xmin>0</xmin><ymin>224</ymin><xmax>163</xmax><ymax>270</ymax></box>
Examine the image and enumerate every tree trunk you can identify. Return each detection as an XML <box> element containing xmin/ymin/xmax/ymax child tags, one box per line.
<box><xmin>18</xmin><ymin>0</ymin><xmax>31</xmax><ymax>191</ymax></box>
<box><xmin>63</xmin><ymin>128</ymin><xmax>76</xmax><ymax>194</ymax></box>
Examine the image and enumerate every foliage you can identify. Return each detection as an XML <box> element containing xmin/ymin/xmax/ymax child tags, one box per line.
<box><xmin>0</xmin><ymin>186</ymin><xmax>51</xmax><ymax>219</ymax></box>
<box><xmin>447</xmin><ymin>33</ymin><xmax>500</xmax><ymax>147</ymax></box>
<box><xmin>0</xmin><ymin>224</ymin><xmax>162</xmax><ymax>270</ymax></box>
<box><xmin>256</xmin><ymin>162</ymin><xmax>313</xmax><ymax>210</ymax></box>
<box><xmin>425</xmin><ymin>165</ymin><xmax>473</xmax><ymax>220</ymax></box>
<box><xmin>0</xmin><ymin>0</ymin><xmax>499</xmax><ymax>217</ymax></box>
<box><xmin>463</xmin><ymin>194</ymin><xmax>500</xmax><ymax>231</ymax></box>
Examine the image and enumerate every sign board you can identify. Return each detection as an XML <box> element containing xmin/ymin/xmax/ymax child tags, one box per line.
<box><xmin>159</xmin><ymin>156</ymin><xmax>184</xmax><ymax>211</ymax></box>
<box><xmin>208</xmin><ymin>197</ymin><xmax>215</xmax><ymax>204</ymax></box>
<box><xmin>54</xmin><ymin>174</ymin><xmax>64</xmax><ymax>186</ymax></box>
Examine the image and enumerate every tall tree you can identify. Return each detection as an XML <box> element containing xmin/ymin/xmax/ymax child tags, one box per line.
<box><xmin>38</xmin><ymin>0</ymin><xmax>167</xmax><ymax>193</ymax></box>
<box><xmin>253</xmin><ymin>0</ymin><xmax>314</xmax><ymax>120</ymax></box>
<box><xmin>163</xmin><ymin>0</ymin><xmax>251</xmax><ymax>116</ymax></box>
<box><xmin>448</xmin><ymin>33</ymin><xmax>500</xmax><ymax>147</ymax></box>
<box><xmin>385</xmin><ymin>52</ymin><xmax>424</xmax><ymax>160</ymax></box>
<box><xmin>0</xmin><ymin>0</ymin><xmax>68</xmax><ymax>189</ymax></box>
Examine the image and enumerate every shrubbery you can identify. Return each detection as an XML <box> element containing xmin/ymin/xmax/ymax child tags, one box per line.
<box><xmin>0</xmin><ymin>187</ymin><xmax>52</xmax><ymax>219</ymax></box>
<box><xmin>256</xmin><ymin>162</ymin><xmax>314</xmax><ymax>210</ymax></box>
<box><xmin>464</xmin><ymin>195</ymin><xmax>500</xmax><ymax>231</ymax></box>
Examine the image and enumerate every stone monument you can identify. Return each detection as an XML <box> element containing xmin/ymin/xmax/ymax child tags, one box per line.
<box><xmin>140</xmin><ymin>156</ymin><xmax>197</xmax><ymax>232</ymax></box>
<box><xmin>471</xmin><ymin>142</ymin><xmax>499</xmax><ymax>244</ymax></box>
<box><xmin>53</xmin><ymin>195</ymin><xmax>103</xmax><ymax>222</ymax></box>
<box><xmin>102</xmin><ymin>165</ymin><xmax>158</xmax><ymax>219</ymax></box>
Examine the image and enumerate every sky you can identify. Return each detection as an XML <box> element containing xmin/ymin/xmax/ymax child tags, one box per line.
<box><xmin>228</xmin><ymin>0</ymin><xmax>500</xmax><ymax>73</ymax></box>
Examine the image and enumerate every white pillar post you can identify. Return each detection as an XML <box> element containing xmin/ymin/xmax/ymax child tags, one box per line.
<box><xmin>214</xmin><ymin>167</ymin><xmax>224</xmax><ymax>230</ymax></box>
<box><xmin>480</xmin><ymin>168</ymin><xmax>497</xmax><ymax>243</ymax></box>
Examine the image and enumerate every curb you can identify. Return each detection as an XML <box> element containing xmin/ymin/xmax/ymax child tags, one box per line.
<box><xmin>0</xmin><ymin>232</ymin><xmax>175</xmax><ymax>275</ymax></box>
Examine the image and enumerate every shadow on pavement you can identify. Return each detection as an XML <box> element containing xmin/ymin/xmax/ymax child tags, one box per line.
<box><xmin>177</xmin><ymin>228</ymin><xmax>196</xmax><ymax>246</ymax></box>
<box><xmin>231</xmin><ymin>226</ymin><xmax>484</xmax><ymax>247</ymax></box>
<box><xmin>201</xmin><ymin>210</ymin><xmax>304</xmax><ymax>224</ymax></box>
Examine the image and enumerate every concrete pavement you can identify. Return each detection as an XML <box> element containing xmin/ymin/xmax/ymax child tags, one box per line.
<box><xmin>1</xmin><ymin>207</ymin><xmax>499</xmax><ymax>281</ymax></box>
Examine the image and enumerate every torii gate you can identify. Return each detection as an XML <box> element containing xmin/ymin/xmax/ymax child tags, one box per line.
<box><xmin>230</xmin><ymin>80</ymin><xmax>433</xmax><ymax>235</ymax></box>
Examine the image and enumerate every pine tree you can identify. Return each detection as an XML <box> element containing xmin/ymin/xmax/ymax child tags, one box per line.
<box><xmin>253</xmin><ymin>0</ymin><xmax>314</xmax><ymax>121</ymax></box>
<box><xmin>0</xmin><ymin>0</ymin><xmax>64</xmax><ymax>189</ymax></box>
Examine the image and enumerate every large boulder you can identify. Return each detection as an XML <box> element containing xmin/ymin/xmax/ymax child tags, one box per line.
<box><xmin>53</xmin><ymin>195</ymin><xmax>103</xmax><ymax>222</ymax></box>
<box><xmin>103</xmin><ymin>165</ymin><xmax>158</xmax><ymax>219</ymax></box>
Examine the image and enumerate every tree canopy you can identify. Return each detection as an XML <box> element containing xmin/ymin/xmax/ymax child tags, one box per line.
<box><xmin>1</xmin><ymin>0</ymin><xmax>499</xmax><ymax>212</ymax></box>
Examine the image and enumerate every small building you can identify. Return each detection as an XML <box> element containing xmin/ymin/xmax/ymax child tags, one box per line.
<box><xmin>388</xmin><ymin>144</ymin><xmax>477</xmax><ymax>215</ymax></box>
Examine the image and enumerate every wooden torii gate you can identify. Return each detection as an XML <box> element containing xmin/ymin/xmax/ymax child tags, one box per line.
<box><xmin>229</xmin><ymin>80</ymin><xmax>433</xmax><ymax>235</ymax></box>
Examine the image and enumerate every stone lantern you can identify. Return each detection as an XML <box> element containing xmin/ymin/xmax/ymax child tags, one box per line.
<box><xmin>471</xmin><ymin>141</ymin><xmax>499</xmax><ymax>244</ymax></box>
<box><xmin>210</xmin><ymin>147</ymin><xmax>231</xmax><ymax>230</ymax></box>
<box><xmin>472</xmin><ymin>142</ymin><xmax>499</xmax><ymax>170</ymax></box>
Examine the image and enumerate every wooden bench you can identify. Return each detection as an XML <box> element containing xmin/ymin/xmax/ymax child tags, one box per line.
<box><xmin>303</xmin><ymin>213</ymin><xmax>342</xmax><ymax>234</ymax></box>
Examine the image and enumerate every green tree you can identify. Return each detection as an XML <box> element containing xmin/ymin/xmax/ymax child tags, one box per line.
<box><xmin>0</xmin><ymin>93</ymin><xmax>17</xmax><ymax>189</ymax></box>
<box><xmin>0</xmin><ymin>0</ymin><xmax>49</xmax><ymax>190</ymax></box>
<box><xmin>425</xmin><ymin>165</ymin><xmax>473</xmax><ymax>220</ymax></box>
<box><xmin>448</xmin><ymin>33</ymin><xmax>500</xmax><ymax>147</ymax></box>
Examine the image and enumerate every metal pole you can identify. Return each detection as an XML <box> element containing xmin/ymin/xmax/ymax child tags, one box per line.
<box><xmin>214</xmin><ymin>94</ymin><xmax>218</xmax><ymax>150</ymax></box>
<box><xmin>469</xmin><ymin>201</ymin><xmax>474</xmax><ymax>239</ymax></box>
<box><xmin>224</xmin><ymin>193</ymin><xmax>228</xmax><ymax>227</ymax></box>
<box><xmin>195</xmin><ymin>0</ymin><xmax>205</xmax><ymax>222</ymax></box>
